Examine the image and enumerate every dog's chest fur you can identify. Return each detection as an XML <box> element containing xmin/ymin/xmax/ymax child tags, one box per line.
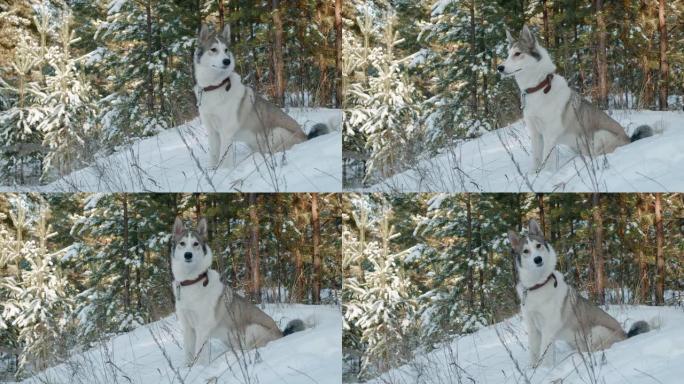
<box><xmin>522</xmin><ymin>75</ymin><xmax>572</xmax><ymax>135</ymax></box>
<box><xmin>519</xmin><ymin>272</ymin><xmax>569</xmax><ymax>328</ymax></box>
<box><xmin>197</xmin><ymin>73</ymin><xmax>248</xmax><ymax>136</ymax></box>
<box><xmin>174</xmin><ymin>269</ymin><xmax>223</xmax><ymax>327</ymax></box>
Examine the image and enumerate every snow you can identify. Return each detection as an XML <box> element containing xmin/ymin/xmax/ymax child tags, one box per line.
<box><xmin>370</xmin><ymin>110</ymin><xmax>684</xmax><ymax>192</ymax></box>
<box><xmin>365</xmin><ymin>305</ymin><xmax>684</xmax><ymax>384</ymax></box>
<box><xmin>35</xmin><ymin>108</ymin><xmax>341</xmax><ymax>192</ymax></box>
<box><xmin>21</xmin><ymin>304</ymin><xmax>342</xmax><ymax>384</ymax></box>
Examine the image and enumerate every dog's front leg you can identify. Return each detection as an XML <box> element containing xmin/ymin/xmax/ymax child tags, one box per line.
<box><xmin>207</xmin><ymin>127</ymin><xmax>222</xmax><ymax>169</ymax></box>
<box><xmin>194</xmin><ymin>329</ymin><xmax>212</xmax><ymax>365</ymax></box>
<box><xmin>182</xmin><ymin>324</ymin><xmax>197</xmax><ymax>366</ymax></box>
<box><xmin>526</xmin><ymin>317</ymin><xmax>542</xmax><ymax>365</ymax></box>
<box><xmin>536</xmin><ymin>329</ymin><xmax>557</xmax><ymax>367</ymax></box>
<box><xmin>531</xmin><ymin>132</ymin><xmax>544</xmax><ymax>172</ymax></box>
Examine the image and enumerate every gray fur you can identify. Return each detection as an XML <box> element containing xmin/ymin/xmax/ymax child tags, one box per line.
<box><xmin>307</xmin><ymin>123</ymin><xmax>331</xmax><ymax>139</ymax></box>
<box><xmin>627</xmin><ymin>320</ymin><xmax>650</xmax><ymax>338</ymax></box>
<box><xmin>195</xmin><ymin>24</ymin><xmax>230</xmax><ymax>63</ymax></box>
<box><xmin>630</xmin><ymin>125</ymin><xmax>653</xmax><ymax>142</ymax></box>
<box><xmin>282</xmin><ymin>319</ymin><xmax>306</xmax><ymax>336</ymax></box>
<box><xmin>510</xmin><ymin>219</ymin><xmax>652</xmax><ymax>366</ymax></box>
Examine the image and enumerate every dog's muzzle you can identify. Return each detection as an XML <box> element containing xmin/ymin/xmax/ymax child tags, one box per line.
<box><xmin>533</xmin><ymin>256</ymin><xmax>543</xmax><ymax>266</ymax></box>
<box><xmin>184</xmin><ymin>252</ymin><xmax>193</xmax><ymax>261</ymax></box>
<box><xmin>498</xmin><ymin>66</ymin><xmax>521</xmax><ymax>78</ymax></box>
<box><xmin>222</xmin><ymin>58</ymin><xmax>231</xmax><ymax>66</ymax></box>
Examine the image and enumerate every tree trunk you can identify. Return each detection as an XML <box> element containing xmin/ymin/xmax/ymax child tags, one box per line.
<box><xmin>292</xmin><ymin>196</ymin><xmax>306</xmax><ymax>301</ymax></box>
<box><xmin>271</xmin><ymin>0</ymin><xmax>285</xmax><ymax>106</ymax></box>
<box><xmin>274</xmin><ymin>195</ymin><xmax>283</xmax><ymax>302</ymax></box>
<box><xmin>636</xmin><ymin>195</ymin><xmax>650</xmax><ymax>303</ymax></box>
<box><xmin>658</xmin><ymin>0</ymin><xmax>668</xmax><ymax>110</ymax></box>
<box><xmin>194</xmin><ymin>193</ymin><xmax>201</xmax><ymax>219</ymax></box>
<box><xmin>311</xmin><ymin>194</ymin><xmax>321</xmax><ymax>304</ymax></box>
<box><xmin>594</xmin><ymin>0</ymin><xmax>608</xmax><ymax>108</ymax></box>
<box><xmin>592</xmin><ymin>193</ymin><xmax>605</xmax><ymax>304</ymax></box>
<box><xmin>316</xmin><ymin>3</ymin><xmax>331</xmax><ymax>106</ymax></box>
<box><xmin>218</xmin><ymin>0</ymin><xmax>225</xmax><ymax>29</ymax></box>
<box><xmin>542</xmin><ymin>0</ymin><xmax>550</xmax><ymax>46</ymax></box>
<box><xmin>469</xmin><ymin>0</ymin><xmax>478</xmax><ymax>115</ymax></box>
<box><xmin>248</xmin><ymin>194</ymin><xmax>261</xmax><ymax>303</ymax></box>
<box><xmin>334</xmin><ymin>0</ymin><xmax>343</xmax><ymax>107</ymax></box>
<box><xmin>654</xmin><ymin>193</ymin><xmax>664</xmax><ymax>305</ymax></box>
<box><xmin>466</xmin><ymin>195</ymin><xmax>474</xmax><ymax>310</ymax></box>
<box><xmin>145</xmin><ymin>0</ymin><xmax>155</xmax><ymax>114</ymax></box>
<box><xmin>537</xmin><ymin>193</ymin><xmax>546</xmax><ymax>236</ymax></box>
<box><xmin>122</xmin><ymin>194</ymin><xmax>131</xmax><ymax>311</ymax></box>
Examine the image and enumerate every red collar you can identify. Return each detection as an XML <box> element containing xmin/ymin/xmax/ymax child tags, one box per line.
<box><xmin>202</xmin><ymin>76</ymin><xmax>231</xmax><ymax>92</ymax></box>
<box><xmin>527</xmin><ymin>273</ymin><xmax>557</xmax><ymax>292</ymax></box>
<box><xmin>525</xmin><ymin>73</ymin><xmax>554</xmax><ymax>95</ymax></box>
<box><xmin>179</xmin><ymin>271</ymin><xmax>209</xmax><ymax>287</ymax></box>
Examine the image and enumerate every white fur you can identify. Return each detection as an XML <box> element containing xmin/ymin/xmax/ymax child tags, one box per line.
<box><xmin>500</xmin><ymin>36</ymin><xmax>573</xmax><ymax>171</ymax></box>
<box><xmin>512</xmin><ymin>220</ymin><xmax>633</xmax><ymax>367</ymax></box>
<box><xmin>514</xmin><ymin>235</ymin><xmax>568</xmax><ymax>366</ymax></box>
<box><xmin>194</xmin><ymin>35</ymin><xmax>248</xmax><ymax>169</ymax></box>
<box><xmin>171</xmin><ymin>230</ymin><xmax>222</xmax><ymax>365</ymax></box>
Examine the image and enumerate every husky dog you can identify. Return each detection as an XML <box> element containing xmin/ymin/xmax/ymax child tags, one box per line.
<box><xmin>508</xmin><ymin>219</ymin><xmax>650</xmax><ymax>367</ymax></box>
<box><xmin>193</xmin><ymin>24</ymin><xmax>331</xmax><ymax>168</ymax></box>
<box><xmin>498</xmin><ymin>26</ymin><xmax>652</xmax><ymax>172</ymax></box>
<box><xmin>171</xmin><ymin>217</ymin><xmax>305</xmax><ymax>365</ymax></box>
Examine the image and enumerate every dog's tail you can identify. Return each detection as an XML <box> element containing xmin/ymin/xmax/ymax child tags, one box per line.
<box><xmin>282</xmin><ymin>319</ymin><xmax>306</xmax><ymax>336</ymax></box>
<box><xmin>626</xmin><ymin>320</ymin><xmax>650</xmax><ymax>338</ymax></box>
<box><xmin>630</xmin><ymin>125</ymin><xmax>653</xmax><ymax>142</ymax></box>
<box><xmin>307</xmin><ymin>122</ymin><xmax>331</xmax><ymax>140</ymax></box>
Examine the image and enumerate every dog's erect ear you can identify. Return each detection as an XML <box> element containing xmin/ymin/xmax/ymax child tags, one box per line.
<box><xmin>505</xmin><ymin>28</ymin><xmax>515</xmax><ymax>46</ymax></box>
<box><xmin>508</xmin><ymin>230</ymin><xmax>521</xmax><ymax>249</ymax></box>
<box><xmin>520</xmin><ymin>25</ymin><xmax>536</xmax><ymax>49</ymax></box>
<box><xmin>221</xmin><ymin>24</ymin><xmax>230</xmax><ymax>44</ymax></box>
<box><xmin>197</xmin><ymin>217</ymin><xmax>208</xmax><ymax>240</ymax></box>
<box><xmin>528</xmin><ymin>219</ymin><xmax>542</xmax><ymax>237</ymax></box>
<box><xmin>199</xmin><ymin>24</ymin><xmax>210</xmax><ymax>42</ymax></box>
<box><xmin>173</xmin><ymin>217</ymin><xmax>185</xmax><ymax>242</ymax></box>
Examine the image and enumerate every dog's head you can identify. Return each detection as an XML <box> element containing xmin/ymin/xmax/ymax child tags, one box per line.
<box><xmin>497</xmin><ymin>25</ymin><xmax>554</xmax><ymax>78</ymax></box>
<box><xmin>194</xmin><ymin>23</ymin><xmax>235</xmax><ymax>79</ymax></box>
<box><xmin>171</xmin><ymin>217</ymin><xmax>212</xmax><ymax>279</ymax></box>
<box><xmin>508</xmin><ymin>219</ymin><xmax>556</xmax><ymax>284</ymax></box>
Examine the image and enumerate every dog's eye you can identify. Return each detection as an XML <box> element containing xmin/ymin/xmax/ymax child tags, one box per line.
<box><xmin>224</xmin><ymin>48</ymin><xmax>228</xmax><ymax>53</ymax></box>
<box><xmin>210</xmin><ymin>48</ymin><xmax>217</xmax><ymax>53</ymax></box>
<box><xmin>179</xmin><ymin>241</ymin><xmax>185</xmax><ymax>246</ymax></box>
<box><xmin>523</xmin><ymin>249</ymin><xmax>529</xmax><ymax>254</ymax></box>
<box><xmin>514</xmin><ymin>52</ymin><xmax>521</xmax><ymax>57</ymax></box>
<box><xmin>193</xmin><ymin>241</ymin><xmax>199</xmax><ymax>247</ymax></box>
<box><xmin>536</xmin><ymin>243</ymin><xmax>542</xmax><ymax>249</ymax></box>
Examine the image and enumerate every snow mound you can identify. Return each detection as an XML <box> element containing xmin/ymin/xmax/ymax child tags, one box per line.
<box><xmin>46</xmin><ymin>108</ymin><xmax>342</xmax><ymax>192</ymax></box>
<box><xmin>22</xmin><ymin>304</ymin><xmax>342</xmax><ymax>384</ymax></box>
<box><xmin>371</xmin><ymin>110</ymin><xmax>684</xmax><ymax>192</ymax></box>
<box><xmin>366</xmin><ymin>305</ymin><xmax>684</xmax><ymax>384</ymax></box>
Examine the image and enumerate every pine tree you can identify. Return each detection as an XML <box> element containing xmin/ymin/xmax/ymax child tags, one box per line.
<box><xmin>0</xmin><ymin>197</ymin><xmax>72</xmax><ymax>373</ymax></box>
<box><xmin>344</xmin><ymin>7</ymin><xmax>420</xmax><ymax>183</ymax></box>
<box><xmin>37</xmin><ymin>8</ymin><xmax>99</xmax><ymax>179</ymax></box>
<box><xmin>343</xmin><ymin>194</ymin><xmax>416</xmax><ymax>378</ymax></box>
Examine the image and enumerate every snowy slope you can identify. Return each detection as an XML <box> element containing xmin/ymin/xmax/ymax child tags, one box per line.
<box><xmin>370</xmin><ymin>110</ymin><xmax>684</xmax><ymax>192</ymax></box>
<box><xmin>44</xmin><ymin>108</ymin><xmax>342</xmax><ymax>192</ymax></box>
<box><xmin>365</xmin><ymin>305</ymin><xmax>684</xmax><ymax>384</ymax></box>
<box><xmin>21</xmin><ymin>304</ymin><xmax>341</xmax><ymax>384</ymax></box>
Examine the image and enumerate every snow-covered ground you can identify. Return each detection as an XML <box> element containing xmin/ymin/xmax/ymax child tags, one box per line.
<box><xmin>31</xmin><ymin>108</ymin><xmax>341</xmax><ymax>192</ymax></box>
<box><xmin>365</xmin><ymin>305</ymin><xmax>684</xmax><ymax>384</ymax></box>
<box><xmin>370</xmin><ymin>110</ymin><xmax>684</xmax><ymax>192</ymax></box>
<box><xmin>21</xmin><ymin>304</ymin><xmax>341</xmax><ymax>384</ymax></box>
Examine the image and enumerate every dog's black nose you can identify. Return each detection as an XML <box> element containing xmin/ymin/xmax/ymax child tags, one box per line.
<box><xmin>533</xmin><ymin>256</ymin><xmax>543</xmax><ymax>265</ymax></box>
<box><xmin>184</xmin><ymin>252</ymin><xmax>192</xmax><ymax>260</ymax></box>
<box><xmin>222</xmin><ymin>58</ymin><xmax>231</xmax><ymax>66</ymax></box>
<box><xmin>497</xmin><ymin>65</ymin><xmax>505</xmax><ymax>72</ymax></box>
